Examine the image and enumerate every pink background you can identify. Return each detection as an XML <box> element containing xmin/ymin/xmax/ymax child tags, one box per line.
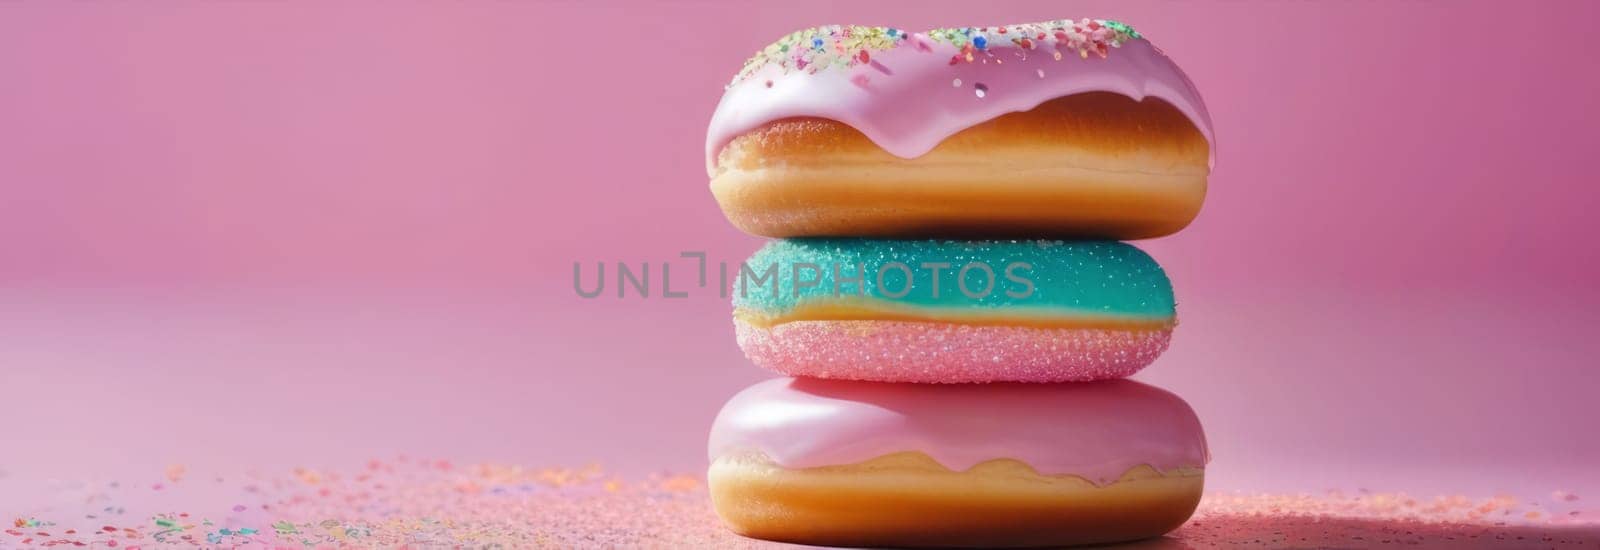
<box><xmin>2</xmin><ymin>1</ymin><xmax>1597</xmax><ymax>512</ymax></box>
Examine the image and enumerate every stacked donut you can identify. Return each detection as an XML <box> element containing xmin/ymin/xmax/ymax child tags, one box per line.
<box><xmin>704</xmin><ymin>19</ymin><xmax>1214</xmax><ymax>548</ymax></box>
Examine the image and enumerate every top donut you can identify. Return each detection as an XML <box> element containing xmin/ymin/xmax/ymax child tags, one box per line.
<box><xmin>706</xmin><ymin>19</ymin><xmax>1213</xmax><ymax>240</ymax></box>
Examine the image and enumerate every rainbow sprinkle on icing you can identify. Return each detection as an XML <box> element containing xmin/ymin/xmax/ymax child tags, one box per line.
<box><xmin>732</xmin><ymin>19</ymin><xmax>1143</xmax><ymax>86</ymax></box>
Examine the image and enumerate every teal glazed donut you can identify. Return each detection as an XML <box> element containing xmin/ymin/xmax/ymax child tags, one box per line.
<box><xmin>732</xmin><ymin>239</ymin><xmax>1176</xmax><ymax>383</ymax></box>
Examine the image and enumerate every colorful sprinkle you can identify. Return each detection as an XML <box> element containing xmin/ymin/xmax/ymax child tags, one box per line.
<box><xmin>730</xmin><ymin>19</ymin><xmax>1142</xmax><ymax>86</ymax></box>
<box><xmin>0</xmin><ymin>460</ymin><xmax>1592</xmax><ymax>548</ymax></box>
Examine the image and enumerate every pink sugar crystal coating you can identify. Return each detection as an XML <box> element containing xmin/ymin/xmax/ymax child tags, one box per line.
<box><xmin>735</xmin><ymin>318</ymin><xmax>1172</xmax><ymax>383</ymax></box>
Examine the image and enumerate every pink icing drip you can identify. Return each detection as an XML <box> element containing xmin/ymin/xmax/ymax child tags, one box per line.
<box><xmin>708</xmin><ymin>377</ymin><xmax>1208</xmax><ymax>485</ymax></box>
<box><xmin>706</xmin><ymin>34</ymin><xmax>1214</xmax><ymax>171</ymax></box>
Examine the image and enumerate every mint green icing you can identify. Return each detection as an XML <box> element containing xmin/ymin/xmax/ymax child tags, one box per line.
<box><xmin>733</xmin><ymin>239</ymin><xmax>1173</xmax><ymax>319</ymax></box>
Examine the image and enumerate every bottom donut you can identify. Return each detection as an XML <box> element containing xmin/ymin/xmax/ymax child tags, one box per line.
<box><xmin>707</xmin><ymin>378</ymin><xmax>1209</xmax><ymax>547</ymax></box>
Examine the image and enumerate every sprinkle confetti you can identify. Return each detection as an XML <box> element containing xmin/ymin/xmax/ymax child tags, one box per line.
<box><xmin>731</xmin><ymin>18</ymin><xmax>1143</xmax><ymax>86</ymax></box>
<box><xmin>2</xmin><ymin>460</ymin><xmax>1595</xmax><ymax>548</ymax></box>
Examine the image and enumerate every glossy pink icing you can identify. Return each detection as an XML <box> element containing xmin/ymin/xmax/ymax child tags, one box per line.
<box><xmin>706</xmin><ymin>26</ymin><xmax>1214</xmax><ymax>170</ymax></box>
<box><xmin>709</xmin><ymin>377</ymin><xmax>1208</xmax><ymax>485</ymax></box>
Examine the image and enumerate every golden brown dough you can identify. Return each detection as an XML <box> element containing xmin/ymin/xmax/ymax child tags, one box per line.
<box><xmin>709</xmin><ymin>451</ymin><xmax>1204</xmax><ymax>548</ymax></box>
<box><xmin>711</xmin><ymin>93</ymin><xmax>1211</xmax><ymax>240</ymax></box>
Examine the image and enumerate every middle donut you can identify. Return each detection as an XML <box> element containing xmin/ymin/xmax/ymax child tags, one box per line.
<box><xmin>732</xmin><ymin>239</ymin><xmax>1175</xmax><ymax>383</ymax></box>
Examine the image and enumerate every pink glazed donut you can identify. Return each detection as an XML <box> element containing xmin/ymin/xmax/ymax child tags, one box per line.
<box><xmin>707</xmin><ymin>19</ymin><xmax>1213</xmax><ymax>239</ymax></box>
<box><xmin>708</xmin><ymin>377</ymin><xmax>1209</xmax><ymax>548</ymax></box>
